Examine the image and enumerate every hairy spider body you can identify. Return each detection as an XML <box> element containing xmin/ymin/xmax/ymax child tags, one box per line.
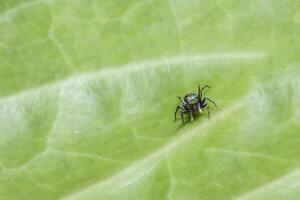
<box><xmin>174</xmin><ymin>84</ymin><xmax>217</xmax><ymax>124</ymax></box>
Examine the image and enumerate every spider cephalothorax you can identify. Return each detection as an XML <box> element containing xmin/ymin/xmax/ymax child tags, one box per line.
<box><xmin>174</xmin><ymin>84</ymin><xmax>217</xmax><ymax>124</ymax></box>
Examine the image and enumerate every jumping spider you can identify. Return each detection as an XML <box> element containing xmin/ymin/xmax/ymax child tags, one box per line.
<box><xmin>174</xmin><ymin>84</ymin><xmax>217</xmax><ymax>124</ymax></box>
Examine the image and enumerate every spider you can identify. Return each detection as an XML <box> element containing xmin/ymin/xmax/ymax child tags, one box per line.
<box><xmin>174</xmin><ymin>84</ymin><xmax>217</xmax><ymax>124</ymax></box>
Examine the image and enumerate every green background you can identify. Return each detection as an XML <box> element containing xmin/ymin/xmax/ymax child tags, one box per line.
<box><xmin>0</xmin><ymin>0</ymin><xmax>300</xmax><ymax>199</ymax></box>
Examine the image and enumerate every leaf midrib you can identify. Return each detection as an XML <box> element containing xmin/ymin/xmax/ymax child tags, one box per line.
<box><xmin>61</xmin><ymin>97</ymin><xmax>246</xmax><ymax>200</ymax></box>
<box><xmin>61</xmin><ymin>93</ymin><xmax>299</xmax><ymax>200</ymax></box>
<box><xmin>0</xmin><ymin>51</ymin><xmax>266</xmax><ymax>103</ymax></box>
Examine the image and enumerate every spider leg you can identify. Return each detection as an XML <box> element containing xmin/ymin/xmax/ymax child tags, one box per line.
<box><xmin>207</xmin><ymin>105</ymin><xmax>211</xmax><ymax>119</ymax></box>
<box><xmin>180</xmin><ymin>108</ymin><xmax>190</xmax><ymax>124</ymax></box>
<box><xmin>189</xmin><ymin>110</ymin><xmax>194</xmax><ymax>122</ymax></box>
<box><xmin>198</xmin><ymin>84</ymin><xmax>201</xmax><ymax>100</ymax></box>
<box><xmin>174</xmin><ymin>106</ymin><xmax>180</xmax><ymax>121</ymax></box>
<box><xmin>197</xmin><ymin>103</ymin><xmax>203</xmax><ymax>113</ymax></box>
<box><xmin>180</xmin><ymin>111</ymin><xmax>185</xmax><ymax>124</ymax></box>
<box><xmin>201</xmin><ymin>85</ymin><xmax>210</xmax><ymax>92</ymax></box>
<box><xmin>204</xmin><ymin>97</ymin><xmax>217</xmax><ymax>108</ymax></box>
<box><xmin>198</xmin><ymin>84</ymin><xmax>210</xmax><ymax>100</ymax></box>
<box><xmin>174</xmin><ymin>105</ymin><xmax>184</xmax><ymax>121</ymax></box>
<box><xmin>177</xmin><ymin>96</ymin><xmax>186</xmax><ymax>105</ymax></box>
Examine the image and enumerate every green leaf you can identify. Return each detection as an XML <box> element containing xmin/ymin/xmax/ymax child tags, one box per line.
<box><xmin>1</xmin><ymin>0</ymin><xmax>300</xmax><ymax>200</ymax></box>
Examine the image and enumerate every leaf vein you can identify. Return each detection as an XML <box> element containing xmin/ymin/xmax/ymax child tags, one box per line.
<box><xmin>61</xmin><ymin>97</ymin><xmax>245</xmax><ymax>200</ymax></box>
<box><xmin>205</xmin><ymin>148</ymin><xmax>300</xmax><ymax>164</ymax></box>
<box><xmin>0</xmin><ymin>52</ymin><xmax>267</xmax><ymax>102</ymax></box>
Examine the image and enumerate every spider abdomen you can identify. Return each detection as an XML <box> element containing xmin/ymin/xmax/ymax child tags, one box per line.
<box><xmin>191</xmin><ymin>104</ymin><xmax>199</xmax><ymax>112</ymax></box>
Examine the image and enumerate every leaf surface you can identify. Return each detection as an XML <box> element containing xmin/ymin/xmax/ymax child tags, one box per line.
<box><xmin>0</xmin><ymin>0</ymin><xmax>300</xmax><ymax>199</ymax></box>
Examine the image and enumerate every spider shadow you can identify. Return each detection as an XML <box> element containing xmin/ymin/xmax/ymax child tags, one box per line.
<box><xmin>174</xmin><ymin>112</ymin><xmax>209</xmax><ymax>130</ymax></box>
